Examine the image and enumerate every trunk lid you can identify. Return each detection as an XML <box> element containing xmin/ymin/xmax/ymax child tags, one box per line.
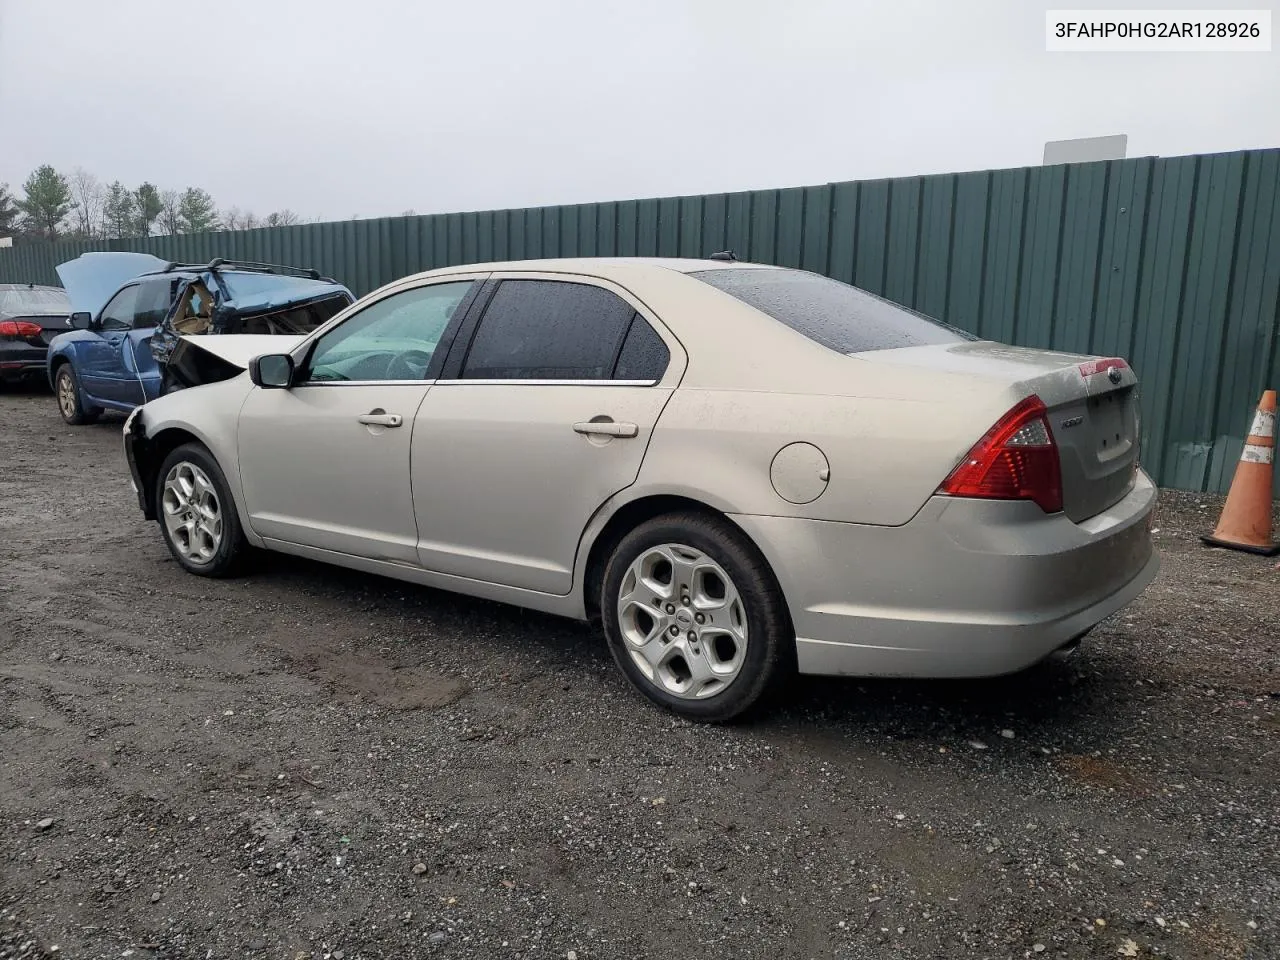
<box><xmin>861</xmin><ymin>341</ymin><xmax>1140</xmax><ymax>523</ymax></box>
<box><xmin>2</xmin><ymin>316</ymin><xmax>71</xmax><ymax>345</ymax></box>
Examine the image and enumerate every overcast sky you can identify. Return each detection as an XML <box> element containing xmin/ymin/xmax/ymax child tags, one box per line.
<box><xmin>0</xmin><ymin>0</ymin><xmax>1276</xmax><ymax>222</ymax></box>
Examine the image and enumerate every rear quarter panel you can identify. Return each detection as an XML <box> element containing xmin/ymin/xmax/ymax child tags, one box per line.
<box><xmin>639</xmin><ymin>374</ymin><xmax>1020</xmax><ymax>527</ymax></box>
<box><xmin>614</xmin><ymin>267</ymin><xmax>1025</xmax><ymax>526</ymax></box>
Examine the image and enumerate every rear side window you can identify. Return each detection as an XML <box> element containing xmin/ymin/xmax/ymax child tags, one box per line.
<box><xmin>614</xmin><ymin>316</ymin><xmax>670</xmax><ymax>381</ymax></box>
<box><xmin>462</xmin><ymin>280</ymin><xmax>635</xmax><ymax>380</ymax></box>
<box><xmin>690</xmin><ymin>268</ymin><xmax>974</xmax><ymax>354</ymax></box>
<box><xmin>132</xmin><ymin>278</ymin><xmax>176</xmax><ymax>329</ymax></box>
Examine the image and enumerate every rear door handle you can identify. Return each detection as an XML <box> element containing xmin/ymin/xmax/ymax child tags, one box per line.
<box><xmin>574</xmin><ymin>420</ymin><xmax>639</xmax><ymax>438</ymax></box>
<box><xmin>358</xmin><ymin>411</ymin><xmax>403</xmax><ymax>427</ymax></box>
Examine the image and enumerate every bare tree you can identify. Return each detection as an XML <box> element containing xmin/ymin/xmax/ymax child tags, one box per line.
<box><xmin>69</xmin><ymin>168</ymin><xmax>104</xmax><ymax>239</ymax></box>
<box><xmin>264</xmin><ymin>209</ymin><xmax>300</xmax><ymax>227</ymax></box>
<box><xmin>221</xmin><ymin>206</ymin><xmax>262</xmax><ymax>230</ymax></box>
<box><xmin>159</xmin><ymin>190</ymin><xmax>182</xmax><ymax>235</ymax></box>
<box><xmin>0</xmin><ymin>182</ymin><xmax>19</xmax><ymax>237</ymax></box>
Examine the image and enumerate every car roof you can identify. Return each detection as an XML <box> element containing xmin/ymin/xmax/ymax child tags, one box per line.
<box><xmin>133</xmin><ymin>266</ymin><xmax>329</xmax><ymax>282</ymax></box>
<box><xmin>408</xmin><ymin>257</ymin><xmax>778</xmax><ymax>283</ymax></box>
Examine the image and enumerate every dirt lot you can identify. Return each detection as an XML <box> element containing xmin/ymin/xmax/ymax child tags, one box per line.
<box><xmin>1</xmin><ymin>385</ymin><xmax>1277</xmax><ymax>960</ymax></box>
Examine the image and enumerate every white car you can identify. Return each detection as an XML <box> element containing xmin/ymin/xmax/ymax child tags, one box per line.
<box><xmin>123</xmin><ymin>258</ymin><xmax>1159</xmax><ymax>721</ymax></box>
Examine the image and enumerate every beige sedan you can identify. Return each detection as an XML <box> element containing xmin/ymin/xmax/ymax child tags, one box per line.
<box><xmin>123</xmin><ymin>257</ymin><xmax>1158</xmax><ymax>721</ymax></box>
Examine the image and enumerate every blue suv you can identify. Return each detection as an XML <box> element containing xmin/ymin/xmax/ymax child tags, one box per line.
<box><xmin>47</xmin><ymin>252</ymin><xmax>354</xmax><ymax>425</ymax></box>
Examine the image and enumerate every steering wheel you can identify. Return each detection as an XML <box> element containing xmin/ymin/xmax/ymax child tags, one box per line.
<box><xmin>384</xmin><ymin>350</ymin><xmax>433</xmax><ymax>381</ymax></box>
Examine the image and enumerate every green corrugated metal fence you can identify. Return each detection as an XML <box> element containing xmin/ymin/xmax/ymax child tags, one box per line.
<box><xmin>2</xmin><ymin>148</ymin><xmax>1277</xmax><ymax>494</ymax></box>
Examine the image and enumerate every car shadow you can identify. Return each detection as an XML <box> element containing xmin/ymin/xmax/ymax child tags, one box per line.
<box><xmin>1</xmin><ymin>380</ymin><xmax>133</xmax><ymax>427</ymax></box>
<box><xmin>236</xmin><ymin>549</ymin><xmax>1128</xmax><ymax>744</ymax></box>
<box><xmin>0</xmin><ymin>379</ymin><xmax>52</xmax><ymax>396</ymax></box>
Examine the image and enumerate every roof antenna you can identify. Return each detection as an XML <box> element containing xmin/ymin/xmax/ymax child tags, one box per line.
<box><xmin>708</xmin><ymin>250</ymin><xmax>738</xmax><ymax>262</ymax></box>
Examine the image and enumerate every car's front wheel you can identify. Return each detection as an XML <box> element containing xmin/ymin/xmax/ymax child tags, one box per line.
<box><xmin>601</xmin><ymin>512</ymin><xmax>793</xmax><ymax>722</ymax></box>
<box><xmin>155</xmin><ymin>443</ymin><xmax>248</xmax><ymax>577</ymax></box>
<box><xmin>54</xmin><ymin>364</ymin><xmax>100</xmax><ymax>425</ymax></box>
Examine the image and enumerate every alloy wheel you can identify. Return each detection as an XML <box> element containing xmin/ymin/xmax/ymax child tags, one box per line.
<box><xmin>161</xmin><ymin>461</ymin><xmax>223</xmax><ymax>565</ymax></box>
<box><xmin>616</xmin><ymin>543</ymin><xmax>749</xmax><ymax>700</ymax></box>
<box><xmin>57</xmin><ymin>371</ymin><xmax>77</xmax><ymax>419</ymax></box>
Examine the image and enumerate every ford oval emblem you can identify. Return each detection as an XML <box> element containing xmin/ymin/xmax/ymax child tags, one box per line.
<box><xmin>1108</xmin><ymin>367</ymin><xmax>1123</xmax><ymax>384</ymax></box>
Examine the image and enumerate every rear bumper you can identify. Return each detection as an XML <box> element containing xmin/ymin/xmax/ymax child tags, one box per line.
<box><xmin>0</xmin><ymin>343</ymin><xmax>49</xmax><ymax>382</ymax></box>
<box><xmin>731</xmin><ymin>471</ymin><xmax>1159</xmax><ymax>678</ymax></box>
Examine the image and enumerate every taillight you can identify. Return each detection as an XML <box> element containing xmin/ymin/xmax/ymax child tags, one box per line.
<box><xmin>0</xmin><ymin>320</ymin><xmax>43</xmax><ymax>339</ymax></box>
<box><xmin>937</xmin><ymin>395</ymin><xmax>1064</xmax><ymax>513</ymax></box>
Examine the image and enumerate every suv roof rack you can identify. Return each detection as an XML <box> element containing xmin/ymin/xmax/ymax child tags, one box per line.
<box><xmin>154</xmin><ymin>259</ymin><xmax>336</xmax><ymax>283</ymax></box>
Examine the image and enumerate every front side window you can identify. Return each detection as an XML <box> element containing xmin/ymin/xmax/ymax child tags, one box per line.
<box><xmin>690</xmin><ymin>267</ymin><xmax>975</xmax><ymax>354</ymax></box>
<box><xmin>306</xmin><ymin>281</ymin><xmax>474</xmax><ymax>382</ymax></box>
<box><xmin>99</xmin><ymin>285</ymin><xmax>140</xmax><ymax>332</ymax></box>
<box><xmin>461</xmin><ymin>280</ymin><xmax>636</xmax><ymax>380</ymax></box>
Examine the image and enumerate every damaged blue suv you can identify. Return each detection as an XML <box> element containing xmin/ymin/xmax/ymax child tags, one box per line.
<box><xmin>47</xmin><ymin>252</ymin><xmax>354</xmax><ymax>424</ymax></box>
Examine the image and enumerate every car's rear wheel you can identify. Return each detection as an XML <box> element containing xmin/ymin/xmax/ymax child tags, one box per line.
<box><xmin>155</xmin><ymin>443</ymin><xmax>247</xmax><ymax>577</ymax></box>
<box><xmin>601</xmin><ymin>512</ymin><xmax>793</xmax><ymax>722</ymax></box>
<box><xmin>54</xmin><ymin>364</ymin><xmax>99</xmax><ymax>425</ymax></box>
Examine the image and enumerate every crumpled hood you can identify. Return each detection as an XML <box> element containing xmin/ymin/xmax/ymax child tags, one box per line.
<box><xmin>55</xmin><ymin>252</ymin><xmax>169</xmax><ymax>317</ymax></box>
<box><xmin>179</xmin><ymin>334</ymin><xmax>304</xmax><ymax>369</ymax></box>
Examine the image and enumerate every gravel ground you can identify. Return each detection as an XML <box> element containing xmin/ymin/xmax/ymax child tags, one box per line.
<box><xmin>1</xmin><ymin>385</ymin><xmax>1277</xmax><ymax>960</ymax></box>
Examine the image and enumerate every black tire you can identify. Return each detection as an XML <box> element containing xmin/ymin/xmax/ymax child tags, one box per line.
<box><xmin>154</xmin><ymin>442</ymin><xmax>248</xmax><ymax>577</ymax></box>
<box><xmin>54</xmin><ymin>364</ymin><xmax>100</xmax><ymax>425</ymax></box>
<box><xmin>600</xmin><ymin>511</ymin><xmax>793</xmax><ymax>723</ymax></box>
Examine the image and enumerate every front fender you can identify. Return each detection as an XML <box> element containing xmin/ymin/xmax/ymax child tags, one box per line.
<box><xmin>44</xmin><ymin>331</ymin><xmax>98</xmax><ymax>386</ymax></box>
<box><xmin>127</xmin><ymin>377</ymin><xmax>258</xmax><ymax>541</ymax></box>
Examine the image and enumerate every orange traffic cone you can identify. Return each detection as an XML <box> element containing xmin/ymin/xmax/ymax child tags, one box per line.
<box><xmin>1202</xmin><ymin>390</ymin><xmax>1277</xmax><ymax>556</ymax></box>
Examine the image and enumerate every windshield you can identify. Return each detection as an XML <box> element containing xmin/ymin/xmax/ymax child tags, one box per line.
<box><xmin>0</xmin><ymin>287</ymin><xmax>71</xmax><ymax>317</ymax></box>
<box><xmin>689</xmin><ymin>267</ymin><xmax>975</xmax><ymax>354</ymax></box>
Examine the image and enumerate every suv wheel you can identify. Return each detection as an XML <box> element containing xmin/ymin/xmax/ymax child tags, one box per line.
<box><xmin>54</xmin><ymin>365</ymin><xmax>100</xmax><ymax>425</ymax></box>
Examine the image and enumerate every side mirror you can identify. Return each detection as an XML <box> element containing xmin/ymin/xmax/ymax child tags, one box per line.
<box><xmin>69</xmin><ymin>311</ymin><xmax>93</xmax><ymax>330</ymax></box>
<box><xmin>249</xmin><ymin>353</ymin><xmax>295</xmax><ymax>389</ymax></box>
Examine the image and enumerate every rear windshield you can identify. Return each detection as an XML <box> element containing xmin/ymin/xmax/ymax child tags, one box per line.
<box><xmin>217</xmin><ymin>271</ymin><xmax>351</xmax><ymax>307</ymax></box>
<box><xmin>689</xmin><ymin>268</ymin><xmax>974</xmax><ymax>354</ymax></box>
<box><xmin>229</xmin><ymin>292</ymin><xmax>350</xmax><ymax>335</ymax></box>
<box><xmin>0</xmin><ymin>287</ymin><xmax>71</xmax><ymax>317</ymax></box>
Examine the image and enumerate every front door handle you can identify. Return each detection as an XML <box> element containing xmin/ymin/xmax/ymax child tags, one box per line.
<box><xmin>573</xmin><ymin>420</ymin><xmax>639</xmax><ymax>438</ymax></box>
<box><xmin>358</xmin><ymin>410</ymin><xmax>403</xmax><ymax>427</ymax></box>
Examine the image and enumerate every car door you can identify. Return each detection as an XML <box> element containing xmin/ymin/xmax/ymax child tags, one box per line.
<box><xmin>236</xmin><ymin>277</ymin><xmax>484</xmax><ymax>564</ymax></box>
<box><xmin>412</xmin><ymin>274</ymin><xmax>686</xmax><ymax>595</ymax></box>
<box><xmin>78</xmin><ymin>278</ymin><xmax>172</xmax><ymax>405</ymax></box>
<box><xmin>77</xmin><ymin>284</ymin><xmax>140</xmax><ymax>403</ymax></box>
<box><xmin>125</xmin><ymin>277</ymin><xmax>176</xmax><ymax>403</ymax></box>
